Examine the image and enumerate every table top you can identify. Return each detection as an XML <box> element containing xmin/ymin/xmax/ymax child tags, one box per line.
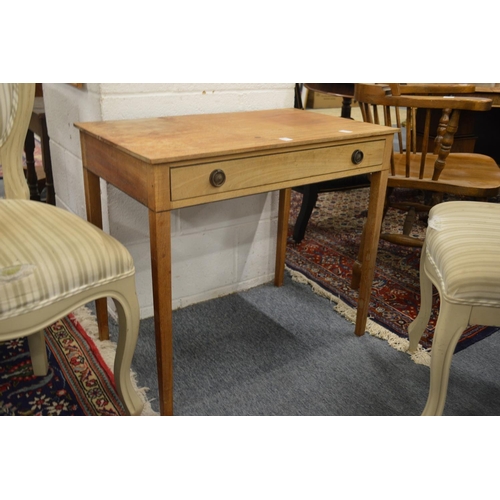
<box><xmin>473</xmin><ymin>86</ymin><xmax>500</xmax><ymax>106</ymax></box>
<box><xmin>75</xmin><ymin>108</ymin><xmax>395</xmax><ymax>165</ymax></box>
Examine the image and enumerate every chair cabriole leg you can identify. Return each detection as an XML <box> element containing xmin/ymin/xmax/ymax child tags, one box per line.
<box><xmin>421</xmin><ymin>301</ymin><xmax>471</xmax><ymax>416</ymax></box>
<box><xmin>112</xmin><ymin>286</ymin><xmax>143</xmax><ymax>416</ymax></box>
<box><xmin>408</xmin><ymin>244</ymin><xmax>433</xmax><ymax>352</ymax></box>
<box><xmin>27</xmin><ymin>330</ymin><xmax>49</xmax><ymax>376</ymax></box>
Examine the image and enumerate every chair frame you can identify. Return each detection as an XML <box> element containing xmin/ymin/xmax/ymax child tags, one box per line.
<box><xmin>408</xmin><ymin>202</ymin><xmax>500</xmax><ymax>416</ymax></box>
<box><xmin>0</xmin><ymin>83</ymin><xmax>143</xmax><ymax>415</ymax></box>
<box><xmin>355</xmin><ymin>83</ymin><xmax>499</xmax><ymax>247</ymax></box>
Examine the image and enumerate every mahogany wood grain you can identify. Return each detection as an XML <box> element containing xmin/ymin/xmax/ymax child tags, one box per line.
<box><xmin>473</xmin><ymin>86</ymin><xmax>500</xmax><ymax>106</ymax></box>
<box><xmin>393</xmin><ymin>83</ymin><xmax>476</xmax><ymax>95</ymax></box>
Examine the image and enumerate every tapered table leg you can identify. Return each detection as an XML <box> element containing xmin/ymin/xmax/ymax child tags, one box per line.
<box><xmin>353</xmin><ymin>168</ymin><xmax>389</xmax><ymax>336</ymax></box>
<box><xmin>83</xmin><ymin>167</ymin><xmax>110</xmax><ymax>341</ymax></box>
<box><xmin>148</xmin><ymin>209</ymin><xmax>173</xmax><ymax>416</ymax></box>
<box><xmin>275</xmin><ymin>188</ymin><xmax>291</xmax><ymax>287</ymax></box>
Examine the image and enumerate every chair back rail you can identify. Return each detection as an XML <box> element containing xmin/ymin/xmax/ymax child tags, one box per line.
<box><xmin>353</xmin><ymin>83</ymin><xmax>499</xmax><ymax>247</ymax></box>
<box><xmin>354</xmin><ymin>83</ymin><xmax>493</xmax><ymax>182</ymax></box>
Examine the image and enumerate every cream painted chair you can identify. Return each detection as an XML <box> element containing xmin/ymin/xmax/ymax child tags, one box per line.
<box><xmin>0</xmin><ymin>83</ymin><xmax>143</xmax><ymax>416</ymax></box>
<box><xmin>408</xmin><ymin>201</ymin><xmax>500</xmax><ymax>416</ymax></box>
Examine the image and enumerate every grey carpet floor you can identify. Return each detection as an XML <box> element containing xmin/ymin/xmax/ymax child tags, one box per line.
<box><xmin>108</xmin><ymin>272</ymin><xmax>500</xmax><ymax>416</ymax></box>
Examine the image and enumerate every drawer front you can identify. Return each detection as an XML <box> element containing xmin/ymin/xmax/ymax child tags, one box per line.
<box><xmin>170</xmin><ymin>139</ymin><xmax>386</xmax><ymax>202</ymax></box>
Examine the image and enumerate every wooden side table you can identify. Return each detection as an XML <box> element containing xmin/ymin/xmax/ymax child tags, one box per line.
<box><xmin>76</xmin><ymin>108</ymin><xmax>394</xmax><ymax>416</ymax></box>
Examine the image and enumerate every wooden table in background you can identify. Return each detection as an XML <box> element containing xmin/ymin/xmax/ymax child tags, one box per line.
<box><xmin>76</xmin><ymin>108</ymin><xmax>394</xmax><ymax>416</ymax></box>
<box><xmin>417</xmin><ymin>85</ymin><xmax>500</xmax><ymax>163</ymax></box>
<box><xmin>470</xmin><ymin>86</ymin><xmax>500</xmax><ymax>164</ymax></box>
<box><xmin>473</xmin><ymin>86</ymin><xmax>500</xmax><ymax>105</ymax></box>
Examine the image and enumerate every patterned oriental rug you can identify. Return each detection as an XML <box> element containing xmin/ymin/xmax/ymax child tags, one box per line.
<box><xmin>0</xmin><ymin>308</ymin><xmax>153</xmax><ymax>416</ymax></box>
<box><xmin>285</xmin><ymin>187</ymin><xmax>499</xmax><ymax>364</ymax></box>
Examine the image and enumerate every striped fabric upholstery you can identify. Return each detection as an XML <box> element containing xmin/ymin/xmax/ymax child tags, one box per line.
<box><xmin>0</xmin><ymin>83</ymin><xmax>17</xmax><ymax>148</ymax></box>
<box><xmin>425</xmin><ymin>201</ymin><xmax>500</xmax><ymax>306</ymax></box>
<box><xmin>0</xmin><ymin>199</ymin><xmax>135</xmax><ymax>319</ymax></box>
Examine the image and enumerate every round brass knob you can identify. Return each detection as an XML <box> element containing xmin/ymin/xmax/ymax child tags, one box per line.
<box><xmin>209</xmin><ymin>169</ymin><xmax>226</xmax><ymax>187</ymax></box>
<box><xmin>351</xmin><ymin>150</ymin><xmax>364</xmax><ymax>165</ymax></box>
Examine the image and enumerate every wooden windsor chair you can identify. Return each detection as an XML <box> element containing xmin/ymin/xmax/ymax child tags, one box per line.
<box><xmin>351</xmin><ymin>83</ymin><xmax>500</xmax><ymax>289</ymax></box>
<box><xmin>353</xmin><ymin>83</ymin><xmax>500</xmax><ymax>248</ymax></box>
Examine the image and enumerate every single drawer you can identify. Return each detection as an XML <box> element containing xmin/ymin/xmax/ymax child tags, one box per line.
<box><xmin>170</xmin><ymin>139</ymin><xmax>386</xmax><ymax>202</ymax></box>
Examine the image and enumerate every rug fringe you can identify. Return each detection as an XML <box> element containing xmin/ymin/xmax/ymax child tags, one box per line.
<box><xmin>287</xmin><ymin>266</ymin><xmax>431</xmax><ymax>367</ymax></box>
<box><xmin>72</xmin><ymin>306</ymin><xmax>159</xmax><ymax>416</ymax></box>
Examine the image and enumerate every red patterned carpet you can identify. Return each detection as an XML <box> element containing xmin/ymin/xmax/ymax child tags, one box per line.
<box><xmin>286</xmin><ymin>187</ymin><xmax>498</xmax><ymax>354</ymax></box>
<box><xmin>0</xmin><ymin>312</ymin><xmax>127</xmax><ymax>416</ymax></box>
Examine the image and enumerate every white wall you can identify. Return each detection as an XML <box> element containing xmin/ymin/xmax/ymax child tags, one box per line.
<box><xmin>42</xmin><ymin>83</ymin><xmax>295</xmax><ymax>318</ymax></box>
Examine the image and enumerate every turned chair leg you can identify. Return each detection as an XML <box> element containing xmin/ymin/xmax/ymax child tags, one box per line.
<box><xmin>340</xmin><ymin>97</ymin><xmax>353</xmax><ymax>119</ymax></box>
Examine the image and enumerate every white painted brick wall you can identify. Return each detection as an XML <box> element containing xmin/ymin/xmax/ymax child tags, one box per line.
<box><xmin>42</xmin><ymin>83</ymin><xmax>294</xmax><ymax>317</ymax></box>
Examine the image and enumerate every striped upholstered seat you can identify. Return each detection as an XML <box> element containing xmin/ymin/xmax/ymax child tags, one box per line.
<box><xmin>423</xmin><ymin>201</ymin><xmax>500</xmax><ymax>306</ymax></box>
<box><xmin>0</xmin><ymin>199</ymin><xmax>135</xmax><ymax>319</ymax></box>
<box><xmin>408</xmin><ymin>201</ymin><xmax>500</xmax><ymax>416</ymax></box>
<box><xmin>0</xmin><ymin>83</ymin><xmax>143</xmax><ymax>415</ymax></box>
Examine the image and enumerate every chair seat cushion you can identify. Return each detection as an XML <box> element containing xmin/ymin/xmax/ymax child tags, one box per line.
<box><xmin>425</xmin><ymin>201</ymin><xmax>500</xmax><ymax>306</ymax></box>
<box><xmin>0</xmin><ymin>199</ymin><xmax>135</xmax><ymax>319</ymax></box>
